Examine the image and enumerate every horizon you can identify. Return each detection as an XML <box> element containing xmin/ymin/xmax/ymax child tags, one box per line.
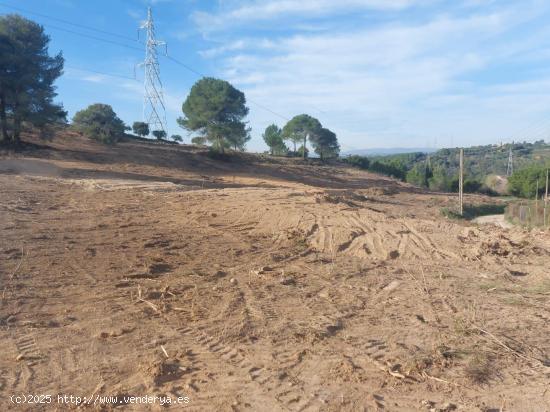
<box><xmin>2</xmin><ymin>0</ymin><xmax>550</xmax><ymax>152</ymax></box>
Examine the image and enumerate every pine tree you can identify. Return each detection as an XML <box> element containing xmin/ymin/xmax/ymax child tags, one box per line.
<box><xmin>0</xmin><ymin>15</ymin><xmax>66</xmax><ymax>145</ymax></box>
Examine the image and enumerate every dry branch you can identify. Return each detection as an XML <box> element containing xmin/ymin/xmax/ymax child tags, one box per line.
<box><xmin>9</xmin><ymin>246</ymin><xmax>25</xmax><ymax>280</ymax></box>
<box><xmin>137</xmin><ymin>297</ymin><xmax>160</xmax><ymax>313</ymax></box>
<box><xmin>473</xmin><ymin>325</ymin><xmax>548</xmax><ymax>367</ymax></box>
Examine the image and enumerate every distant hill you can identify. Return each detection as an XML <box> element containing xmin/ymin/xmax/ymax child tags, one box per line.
<box><xmin>342</xmin><ymin>140</ymin><xmax>550</xmax><ymax>194</ymax></box>
<box><xmin>343</xmin><ymin>147</ymin><xmax>437</xmax><ymax>156</ymax></box>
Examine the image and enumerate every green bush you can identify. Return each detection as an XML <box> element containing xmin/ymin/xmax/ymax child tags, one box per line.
<box><xmin>508</xmin><ymin>166</ymin><xmax>548</xmax><ymax>198</ymax></box>
<box><xmin>72</xmin><ymin>103</ymin><xmax>125</xmax><ymax>144</ymax></box>
<box><xmin>343</xmin><ymin>155</ymin><xmax>370</xmax><ymax>169</ymax></box>
<box><xmin>369</xmin><ymin>160</ymin><xmax>407</xmax><ymax>181</ymax></box>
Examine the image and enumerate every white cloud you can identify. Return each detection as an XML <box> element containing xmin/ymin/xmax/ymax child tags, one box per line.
<box><xmin>81</xmin><ymin>74</ymin><xmax>108</xmax><ymax>83</ymax></box>
<box><xmin>127</xmin><ymin>9</ymin><xmax>143</xmax><ymax>21</ymax></box>
<box><xmin>199</xmin><ymin>38</ymin><xmax>276</xmax><ymax>58</ymax></box>
<box><xmin>198</xmin><ymin>1</ymin><xmax>550</xmax><ymax>149</ymax></box>
<box><xmin>192</xmin><ymin>0</ymin><xmax>431</xmax><ymax>33</ymax></box>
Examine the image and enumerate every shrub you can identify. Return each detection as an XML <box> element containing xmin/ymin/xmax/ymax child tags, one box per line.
<box><xmin>72</xmin><ymin>104</ymin><xmax>125</xmax><ymax>144</ymax></box>
<box><xmin>132</xmin><ymin>121</ymin><xmax>149</xmax><ymax>137</ymax></box>
<box><xmin>508</xmin><ymin>165</ymin><xmax>548</xmax><ymax>198</ymax></box>
<box><xmin>152</xmin><ymin>130</ymin><xmax>167</xmax><ymax>140</ymax></box>
<box><xmin>191</xmin><ymin>136</ymin><xmax>207</xmax><ymax>145</ymax></box>
<box><xmin>343</xmin><ymin>155</ymin><xmax>370</xmax><ymax>169</ymax></box>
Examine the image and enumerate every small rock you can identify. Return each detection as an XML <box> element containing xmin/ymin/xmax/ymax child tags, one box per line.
<box><xmin>214</xmin><ymin>270</ymin><xmax>227</xmax><ymax>278</ymax></box>
<box><xmin>318</xmin><ymin>290</ymin><xmax>330</xmax><ymax>299</ymax></box>
<box><xmin>439</xmin><ymin>403</ymin><xmax>457</xmax><ymax>412</ymax></box>
<box><xmin>387</xmin><ymin>250</ymin><xmax>400</xmax><ymax>259</ymax></box>
<box><xmin>15</xmin><ymin>354</ymin><xmax>24</xmax><ymax>361</ymax></box>
<box><xmin>280</xmin><ymin>276</ymin><xmax>295</xmax><ymax>285</ymax></box>
<box><xmin>382</xmin><ymin>280</ymin><xmax>400</xmax><ymax>292</ymax></box>
<box><xmin>230</xmin><ymin>278</ymin><xmax>237</xmax><ymax>284</ymax></box>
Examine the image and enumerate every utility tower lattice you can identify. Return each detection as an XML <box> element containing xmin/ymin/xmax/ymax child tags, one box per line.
<box><xmin>139</xmin><ymin>7</ymin><xmax>167</xmax><ymax>135</ymax></box>
<box><xmin>506</xmin><ymin>145</ymin><xmax>514</xmax><ymax>176</ymax></box>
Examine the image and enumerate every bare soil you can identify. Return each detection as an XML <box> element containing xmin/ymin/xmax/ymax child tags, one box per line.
<box><xmin>473</xmin><ymin>215</ymin><xmax>514</xmax><ymax>229</ymax></box>
<box><xmin>1</xmin><ymin>132</ymin><xmax>549</xmax><ymax>411</ymax></box>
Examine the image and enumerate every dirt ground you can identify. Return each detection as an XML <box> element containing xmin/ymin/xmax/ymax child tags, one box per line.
<box><xmin>1</xmin><ymin>132</ymin><xmax>549</xmax><ymax>411</ymax></box>
<box><xmin>472</xmin><ymin>215</ymin><xmax>514</xmax><ymax>230</ymax></box>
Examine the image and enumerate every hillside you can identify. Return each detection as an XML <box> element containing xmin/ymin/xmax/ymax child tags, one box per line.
<box><xmin>343</xmin><ymin>147</ymin><xmax>437</xmax><ymax>156</ymax></box>
<box><xmin>1</xmin><ymin>131</ymin><xmax>549</xmax><ymax>411</ymax></box>
<box><xmin>358</xmin><ymin>140</ymin><xmax>550</xmax><ymax>193</ymax></box>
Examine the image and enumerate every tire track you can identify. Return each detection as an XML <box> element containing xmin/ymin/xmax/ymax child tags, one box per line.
<box><xmin>13</xmin><ymin>332</ymin><xmax>43</xmax><ymax>367</ymax></box>
<box><xmin>175</xmin><ymin>325</ymin><xmax>317</xmax><ymax>411</ymax></box>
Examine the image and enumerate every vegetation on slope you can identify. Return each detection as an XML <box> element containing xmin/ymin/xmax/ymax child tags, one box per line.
<box><xmin>343</xmin><ymin>141</ymin><xmax>550</xmax><ymax>198</ymax></box>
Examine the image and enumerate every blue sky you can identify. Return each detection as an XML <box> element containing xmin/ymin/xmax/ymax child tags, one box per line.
<box><xmin>3</xmin><ymin>0</ymin><xmax>550</xmax><ymax>152</ymax></box>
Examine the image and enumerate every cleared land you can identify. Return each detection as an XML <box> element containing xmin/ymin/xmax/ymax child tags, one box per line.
<box><xmin>1</xmin><ymin>132</ymin><xmax>549</xmax><ymax>411</ymax></box>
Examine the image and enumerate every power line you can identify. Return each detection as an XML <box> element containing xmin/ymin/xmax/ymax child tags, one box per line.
<box><xmin>164</xmin><ymin>55</ymin><xmax>289</xmax><ymax>122</ymax></box>
<box><xmin>23</xmin><ymin>13</ymin><xmax>291</xmax><ymax>122</ymax></box>
<box><xmin>41</xmin><ymin>23</ymin><xmax>144</xmax><ymax>52</ymax></box>
<box><xmin>163</xmin><ymin>55</ymin><xmax>205</xmax><ymax>78</ymax></box>
<box><xmin>503</xmin><ymin>112</ymin><xmax>550</xmax><ymax>144</ymax></box>
<box><xmin>0</xmin><ymin>2</ymin><xmax>140</xmax><ymax>43</ymax></box>
<box><xmin>1</xmin><ymin>3</ymin><xmax>307</xmax><ymax>124</ymax></box>
<box><xmin>65</xmin><ymin>65</ymin><xmax>138</xmax><ymax>82</ymax></box>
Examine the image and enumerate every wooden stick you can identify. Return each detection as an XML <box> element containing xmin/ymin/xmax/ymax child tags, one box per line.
<box><xmin>9</xmin><ymin>246</ymin><xmax>25</xmax><ymax>280</ymax></box>
<box><xmin>473</xmin><ymin>325</ymin><xmax>546</xmax><ymax>367</ymax></box>
<box><xmin>459</xmin><ymin>148</ymin><xmax>464</xmax><ymax>216</ymax></box>
<box><xmin>137</xmin><ymin>297</ymin><xmax>160</xmax><ymax>313</ymax></box>
<box><xmin>421</xmin><ymin>372</ymin><xmax>474</xmax><ymax>390</ymax></box>
<box><xmin>545</xmin><ymin>169</ymin><xmax>548</xmax><ymax>227</ymax></box>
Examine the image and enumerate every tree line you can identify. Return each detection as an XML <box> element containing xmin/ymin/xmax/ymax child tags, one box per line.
<box><xmin>344</xmin><ymin>150</ymin><xmax>550</xmax><ymax>198</ymax></box>
<box><xmin>9</xmin><ymin>10</ymin><xmax>546</xmax><ymax>191</ymax></box>
<box><xmin>0</xmin><ymin>14</ymin><xmax>340</xmax><ymax>161</ymax></box>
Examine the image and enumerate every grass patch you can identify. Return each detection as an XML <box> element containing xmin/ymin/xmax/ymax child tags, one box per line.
<box><xmin>478</xmin><ymin>280</ymin><xmax>508</xmax><ymax>292</ymax></box>
<box><xmin>441</xmin><ymin>203</ymin><xmax>506</xmax><ymax>220</ymax></box>
<box><xmin>453</xmin><ymin>318</ymin><xmax>479</xmax><ymax>337</ymax></box>
<box><xmin>499</xmin><ymin>296</ymin><xmax>525</xmax><ymax>307</ymax></box>
<box><xmin>523</xmin><ymin>279</ymin><xmax>550</xmax><ymax>295</ymax></box>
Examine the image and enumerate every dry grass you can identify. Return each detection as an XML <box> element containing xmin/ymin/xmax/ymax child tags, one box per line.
<box><xmin>464</xmin><ymin>352</ymin><xmax>494</xmax><ymax>384</ymax></box>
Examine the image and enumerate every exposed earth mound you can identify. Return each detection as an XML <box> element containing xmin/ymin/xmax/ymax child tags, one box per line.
<box><xmin>1</xmin><ymin>131</ymin><xmax>549</xmax><ymax>411</ymax></box>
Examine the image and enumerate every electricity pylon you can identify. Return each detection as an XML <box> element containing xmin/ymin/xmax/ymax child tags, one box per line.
<box><xmin>139</xmin><ymin>7</ymin><xmax>167</xmax><ymax>135</ymax></box>
<box><xmin>506</xmin><ymin>145</ymin><xmax>514</xmax><ymax>176</ymax></box>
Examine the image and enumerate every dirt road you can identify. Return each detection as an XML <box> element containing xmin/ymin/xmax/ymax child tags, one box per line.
<box><xmin>473</xmin><ymin>214</ymin><xmax>514</xmax><ymax>229</ymax></box>
<box><xmin>1</xmin><ymin>133</ymin><xmax>549</xmax><ymax>411</ymax></box>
